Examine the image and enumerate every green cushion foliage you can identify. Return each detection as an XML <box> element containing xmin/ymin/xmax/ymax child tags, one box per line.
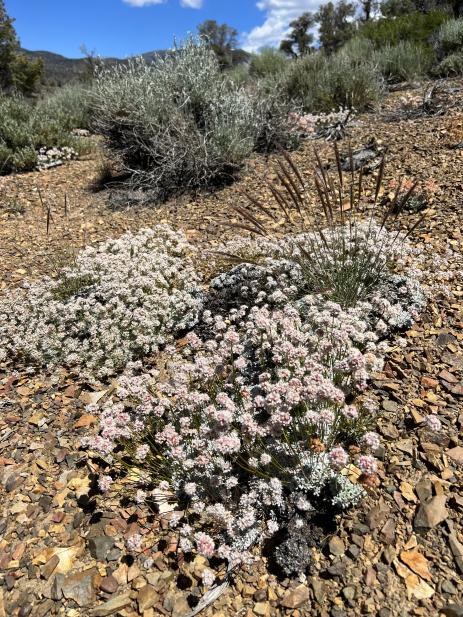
<box><xmin>359</xmin><ymin>10</ymin><xmax>449</xmax><ymax>48</ymax></box>
<box><xmin>372</xmin><ymin>41</ymin><xmax>434</xmax><ymax>82</ymax></box>
<box><xmin>283</xmin><ymin>48</ymin><xmax>383</xmax><ymax>112</ymax></box>
<box><xmin>0</xmin><ymin>84</ymin><xmax>92</xmax><ymax>174</ymax></box>
<box><xmin>434</xmin><ymin>50</ymin><xmax>463</xmax><ymax>74</ymax></box>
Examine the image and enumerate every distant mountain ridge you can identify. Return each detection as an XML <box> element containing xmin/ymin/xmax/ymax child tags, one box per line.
<box><xmin>20</xmin><ymin>48</ymin><xmax>168</xmax><ymax>85</ymax></box>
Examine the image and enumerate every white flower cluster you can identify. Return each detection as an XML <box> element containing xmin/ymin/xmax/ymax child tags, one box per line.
<box><xmin>210</xmin><ymin>221</ymin><xmax>426</xmax><ymax>339</ymax></box>
<box><xmin>36</xmin><ymin>146</ymin><xmax>79</xmax><ymax>170</ymax></box>
<box><xmin>289</xmin><ymin>108</ymin><xmax>353</xmax><ymax>140</ymax></box>
<box><xmin>0</xmin><ymin>225</ymin><xmax>202</xmax><ymax>379</ymax></box>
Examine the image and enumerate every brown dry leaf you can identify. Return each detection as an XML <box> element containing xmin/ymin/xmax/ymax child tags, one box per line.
<box><xmin>28</xmin><ymin>413</ymin><xmax>44</xmax><ymax>425</ymax></box>
<box><xmin>393</xmin><ymin>558</ymin><xmax>410</xmax><ymax>579</ymax></box>
<box><xmin>410</xmin><ymin>408</ymin><xmax>425</xmax><ymax>424</ymax></box>
<box><xmin>16</xmin><ymin>386</ymin><xmax>32</xmax><ymax>396</ymax></box>
<box><xmin>342</xmin><ymin>463</ymin><xmax>360</xmax><ymax>484</ymax></box>
<box><xmin>405</xmin><ymin>573</ymin><xmax>434</xmax><ymax>600</ymax></box>
<box><xmin>73</xmin><ymin>414</ymin><xmax>97</xmax><ymax>429</ymax></box>
<box><xmin>54</xmin><ymin>489</ymin><xmax>69</xmax><ymax>507</ymax></box>
<box><xmin>400</xmin><ymin>481</ymin><xmax>417</xmax><ymax>503</ymax></box>
<box><xmin>79</xmin><ymin>389</ymin><xmax>107</xmax><ymax>406</ymax></box>
<box><xmin>400</xmin><ymin>549</ymin><xmax>432</xmax><ymax>581</ymax></box>
<box><xmin>11</xmin><ymin>502</ymin><xmax>28</xmax><ymax>514</ymax></box>
<box><xmin>0</xmin><ymin>457</ymin><xmax>15</xmax><ymax>466</ymax></box>
<box><xmin>67</xmin><ymin>476</ymin><xmax>90</xmax><ymax>498</ymax></box>
<box><xmin>403</xmin><ymin>535</ymin><xmax>418</xmax><ymax>551</ymax></box>
<box><xmin>33</xmin><ymin>544</ymin><xmax>83</xmax><ymax>573</ymax></box>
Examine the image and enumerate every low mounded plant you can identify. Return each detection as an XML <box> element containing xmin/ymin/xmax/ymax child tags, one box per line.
<box><xmin>289</xmin><ymin>108</ymin><xmax>353</xmax><ymax>141</ymax></box>
<box><xmin>434</xmin><ymin>17</ymin><xmax>463</xmax><ymax>57</ymax></box>
<box><xmin>87</xmin><ymin>301</ymin><xmax>380</xmax><ymax>571</ymax></box>
<box><xmin>0</xmin><ymin>91</ymin><xmax>91</xmax><ymax>175</ymax></box>
<box><xmin>434</xmin><ymin>50</ymin><xmax>463</xmax><ymax>75</ymax></box>
<box><xmin>372</xmin><ymin>41</ymin><xmax>433</xmax><ymax>83</ymax></box>
<box><xmin>222</xmin><ymin>147</ymin><xmax>425</xmax><ymax>310</ymax></box>
<box><xmin>92</xmin><ymin>38</ymin><xmax>297</xmax><ymax>202</ymax></box>
<box><xmin>433</xmin><ymin>17</ymin><xmax>463</xmax><ymax>75</ymax></box>
<box><xmin>0</xmin><ymin>225</ymin><xmax>203</xmax><ymax>379</ymax></box>
<box><xmin>283</xmin><ymin>49</ymin><xmax>383</xmax><ymax>113</ymax></box>
<box><xmin>85</xmin><ymin>150</ymin><xmax>432</xmax><ymax>577</ymax></box>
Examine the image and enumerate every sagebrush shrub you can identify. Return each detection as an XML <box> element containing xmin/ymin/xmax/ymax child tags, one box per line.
<box><xmin>283</xmin><ymin>49</ymin><xmax>383</xmax><ymax>112</ymax></box>
<box><xmin>93</xmin><ymin>38</ymin><xmax>297</xmax><ymax>201</ymax></box>
<box><xmin>36</xmin><ymin>83</ymin><xmax>93</xmax><ymax>132</ymax></box>
<box><xmin>372</xmin><ymin>41</ymin><xmax>433</xmax><ymax>83</ymax></box>
<box><xmin>0</xmin><ymin>225</ymin><xmax>202</xmax><ymax>379</ymax></box>
<box><xmin>249</xmin><ymin>47</ymin><xmax>289</xmax><ymax>79</ymax></box>
<box><xmin>435</xmin><ymin>50</ymin><xmax>463</xmax><ymax>75</ymax></box>
<box><xmin>434</xmin><ymin>17</ymin><xmax>463</xmax><ymax>57</ymax></box>
<box><xmin>0</xmin><ymin>92</ymin><xmax>89</xmax><ymax>174</ymax></box>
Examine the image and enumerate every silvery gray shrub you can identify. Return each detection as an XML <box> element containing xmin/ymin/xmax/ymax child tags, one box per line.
<box><xmin>92</xmin><ymin>37</ymin><xmax>297</xmax><ymax>202</ymax></box>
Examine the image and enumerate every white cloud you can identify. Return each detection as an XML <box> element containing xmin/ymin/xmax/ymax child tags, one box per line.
<box><xmin>242</xmin><ymin>0</ymin><xmax>324</xmax><ymax>52</ymax></box>
<box><xmin>123</xmin><ymin>0</ymin><xmax>165</xmax><ymax>6</ymax></box>
<box><xmin>180</xmin><ymin>0</ymin><xmax>203</xmax><ymax>7</ymax></box>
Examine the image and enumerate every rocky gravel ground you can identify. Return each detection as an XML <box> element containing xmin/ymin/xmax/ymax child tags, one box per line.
<box><xmin>0</xmin><ymin>80</ymin><xmax>462</xmax><ymax>617</ymax></box>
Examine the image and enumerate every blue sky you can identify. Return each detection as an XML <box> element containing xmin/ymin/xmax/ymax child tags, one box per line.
<box><xmin>6</xmin><ymin>0</ymin><xmax>326</xmax><ymax>57</ymax></box>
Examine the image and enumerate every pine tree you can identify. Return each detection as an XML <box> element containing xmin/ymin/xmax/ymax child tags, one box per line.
<box><xmin>198</xmin><ymin>20</ymin><xmax>239</xmax><ymax>68</ymax></box>
<box><xmin>381</xmin><ymin>0</ymin><xmax>461</xmax><ymax>16</ymax></box>
<box><xmin>316</xmin><ymin>1</ymin><xmax>357</xmax><ymax>54</ymax></box>
<box><xmin>0</xmin><ymin>0</ymin><xmax>19</xmax><ymax>90</ymax></box>
<box><xmin>280</xmin><ymin>12</ymin><xmax>315</xmax><ymax>57</ymax></box>
<box><xmin>0</xmin><ymin>0</ymin><xmax>43</xmax><ymax>94</ymax></box>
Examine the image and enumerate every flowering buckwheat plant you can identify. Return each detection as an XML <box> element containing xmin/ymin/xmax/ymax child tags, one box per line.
<box><xmin>87</xmin><ymin>302</ymin><xmax>383</xmax><ymax>572</ymax></box>
<box><xmin>210</xmin><ymin>223</ymin><xmax>425</xmax><ymax>338</ymax></box>
<box><xmin>289</xmin><ymin>108</ymin><xmax>353</xmax><ymax>141</ymax></box>
<box><xmin>82</xmin><ymin>149</ymin><xmax>438</xmax><ymax>577</ymax></box>
<box><xmin>0</xmin><ymin>225</ymin><xmax>202</xmax><ymax>379</ymax></box>
<box><xmin>221</xmin><ymin>147</ymin><xmax>428</xmax><ymax>311</ymax></box>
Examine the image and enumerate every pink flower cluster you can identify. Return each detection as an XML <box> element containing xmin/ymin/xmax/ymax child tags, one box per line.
<box><xmin>88</xmin><ymin>302</ymin><xmax>381</xmax><ymax>564</ymax></box>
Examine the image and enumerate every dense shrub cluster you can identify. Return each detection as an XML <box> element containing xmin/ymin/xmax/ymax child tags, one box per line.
<box><xmin>372</xmin><ymin>41</ymin><xmax>433</xmax><ymax>83</ymax></box>
<box><xmin>0</xmin><ymin>84</ymin><xmax>92</xmax><ymax>174</ymax></box>
<box><xmin>249</xmin><ymin>47</ymin><xmax>289</xmax><ymax>79</ymax></box>
<box><xmin>93</xmin><ymin>38</ymin><xmax>297</xmax><ymax>201</ymax></box>
<box><xmin>283</xmin><ymin>49</ymin><xmax>383</xmax><ymax>112</ymax></box>
<box><xmin>85</xmin><ymin>214</ymin><xmax>432</xmax><ymax>573</ymax></box>
<box><xmin>37</xmin><ymin>83</ymin><xmax>93</xmax><ymax>132</ymax></box>
<box><xmin>80</xmin><ymin>156</ymin><xmax>437</xmax><ymax>572</ymax></box>
<box><xmin>359</xmin><ymin>10</ymin><xmax>448</xmax><ymax>48</ymax></box>
<box><xmin>2</xmin><ymin>146</ymin><xmax>451</xmax><ymax>575</ymax></box>
<box><xmin>434</xmin><ymin>17</ymin><xmax>463</xmax><ymax>75</ymax></box>
<box><xmin>0</xmin><ymin>226</ymin><xmax>202</xmax><ymax>379</ymax></box>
